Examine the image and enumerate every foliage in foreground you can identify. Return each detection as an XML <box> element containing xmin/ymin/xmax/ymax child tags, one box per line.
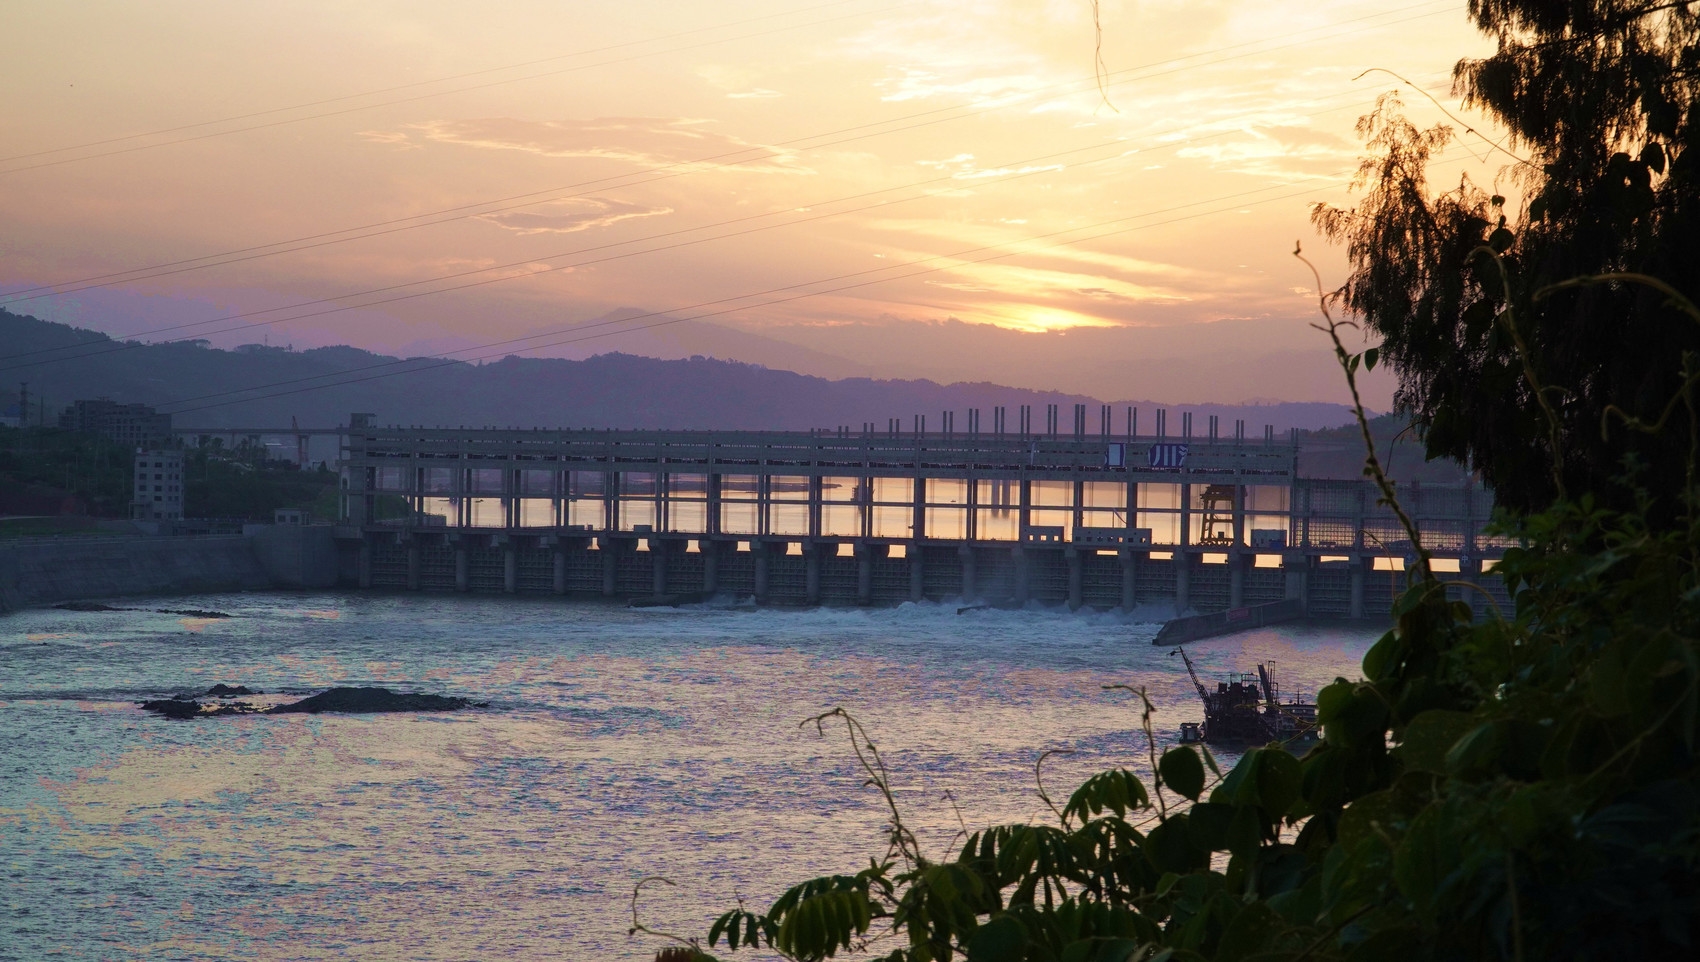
<box><xmin>638</xmin><ymin>488</ymin><xmax>1698</xmax><ymax>962</ymax></box>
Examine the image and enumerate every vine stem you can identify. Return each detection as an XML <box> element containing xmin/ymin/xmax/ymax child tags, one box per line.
<box><xmin>627</xmin><ymin>876</ymin><xmax>700</xmax><ymax>951</ymax></box>
<box><xmin>1293</xmin><ymin>241</ymin><xmax>1434</xmax><ymax>583</ymax></box>
<box><xmin>1034</xmin><ymin>748</ymin><xmax>1077</xmax><ymax>827</ymax></box>
<box><xmin>805</xmin><ymin>707</ymin><xmax>924</xmax><ymax>867</ymax></box>
<box><xmin>1105</xmin><ymin>683</ymin><xmax>1168</xmax><ymax>820</ymax></box>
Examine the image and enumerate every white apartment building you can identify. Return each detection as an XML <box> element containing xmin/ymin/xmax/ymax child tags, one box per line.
<box><xmin>132</xmin><ymin>448</ymin><xmax>185</xmax><ymax>521</ymax></box>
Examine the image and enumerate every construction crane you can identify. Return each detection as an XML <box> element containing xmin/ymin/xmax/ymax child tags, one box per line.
<box><xmin>1172</xmin><ymin>646</ymin><xmax>1210</xmax><ymax>704</ymax></box>
<box><xmin>1196</xmin><ymin>484</ymin><xmax>1236</xmax><ymax>545</ymax></box>
<box><xmin>1256</xmin><ymin>662</ymin><xmax>1277</xmax><ymax>712</ymax></box>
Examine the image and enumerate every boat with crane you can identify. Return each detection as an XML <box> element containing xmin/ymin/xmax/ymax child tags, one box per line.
<box><xmin>1171</xmin><ymin>646</ymin><xmax>1318</xmax><ymax>746</ymax></box>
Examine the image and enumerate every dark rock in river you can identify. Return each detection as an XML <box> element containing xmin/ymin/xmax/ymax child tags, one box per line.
<box><xmin>269</xmin><ymin>686</ymin><xmax>475</xmax><ymax>714</ymax></box>
<box><xmin>204</xmin><ymin>684</ymin><xmax>261</xmax><ymax>697</ymax></box>
<box><xmin>140</xmin><ymin>698</ymin><xmax>204</xmax><ymax>719</ymax></box>
<box><xmin>141</xmin><ymin>697</ymin><xmax>265</xmax><ymax>719</ymax></box>
<box><xmin>53</xmin><ymin>602</ymin><xmax>233</xmax><ymax>618</ymax></box>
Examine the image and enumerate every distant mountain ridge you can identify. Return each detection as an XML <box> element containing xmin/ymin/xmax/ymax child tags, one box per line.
<box><xmin>1</xmin><ymin>309</ymin><xmax>1366</xmax><ymax>436</ymax></box>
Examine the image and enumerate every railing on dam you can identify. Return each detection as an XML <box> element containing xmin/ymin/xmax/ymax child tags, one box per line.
<box><xmin>340</xmin><ymin>424</ymin><xmax>1496</xmax><ymax>557</ymax></box>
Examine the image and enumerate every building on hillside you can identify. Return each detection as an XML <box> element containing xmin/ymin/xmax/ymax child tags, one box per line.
<box><xmin>132</xmin><ymin>448</ymin><xmax>185</xmax><ymax>521</ymax></box>
<box><xmin>60</xmin><ymin>397</ymin><xmax>172</xmax><ymax>446</ymax></box>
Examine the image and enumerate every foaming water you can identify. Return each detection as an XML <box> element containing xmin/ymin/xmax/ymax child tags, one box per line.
<box><xmin>0</xmin><ymin>594</ymin><xmax>1377</xmax><ymax>959</ymax></box>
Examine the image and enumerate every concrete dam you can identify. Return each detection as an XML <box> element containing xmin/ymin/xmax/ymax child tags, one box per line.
<box><xmin>335</xmin><ymin>409</ymin><xmax>1507</xmax><ymax>618</ymax></box>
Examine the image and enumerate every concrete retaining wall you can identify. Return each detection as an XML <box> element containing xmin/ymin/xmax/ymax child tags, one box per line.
<box><xmin>248</xmin><ymin>525</ymin><xmax>340</xmax><ymax>589</ymax></box>
<box><xmin>0</xmin><ymin>535</ymin><xmax>271</xmax><ymax>612</ymax></box>
<box><xmin>0</xmin><ymin>526</ymin><xmax>343</xmax><ymax>612</ymax></box>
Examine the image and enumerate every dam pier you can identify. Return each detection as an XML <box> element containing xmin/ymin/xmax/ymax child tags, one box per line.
<box><xmin>335</xmin><ymin>407</ymin><xmax>1507</xmax><ymax>618</ymax></box>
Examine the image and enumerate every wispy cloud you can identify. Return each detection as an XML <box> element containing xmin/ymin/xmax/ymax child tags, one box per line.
<box><xmin>476</xmin><ymin>197</ymin><xmax>672</xmax><ymax>236</ymax></box>
<box><xmin>386</xmin><ymin>117</ymin><xmax>810</xmax><ymax>173</ymax></box>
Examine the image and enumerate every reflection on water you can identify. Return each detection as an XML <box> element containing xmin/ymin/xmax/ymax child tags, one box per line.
<box><xmin>0</xmin><ymin>595</ymin><xmax>1376</xmax><ymax>959</ymax></box>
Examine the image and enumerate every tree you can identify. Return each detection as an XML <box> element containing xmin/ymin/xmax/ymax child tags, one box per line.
<box><xmin>1314</xmin><ymin>0</ymin><xmax>1700</xmax><ymax>515</ymax></box>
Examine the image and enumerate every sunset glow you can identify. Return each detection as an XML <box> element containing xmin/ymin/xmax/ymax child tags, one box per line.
<box><xmin>1</xmin><ymin>0</ymin><xmax>1509</xmax><ymax>405</ymax></box>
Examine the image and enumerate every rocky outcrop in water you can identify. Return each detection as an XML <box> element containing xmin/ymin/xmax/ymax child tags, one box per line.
<box><xmin>56</xmin><ymin>602</ymin><xmax>233</xmax><ymax>618</ymax></box>
<box><xmin>139</xmin><ymin>685</ymin><xmax>478</xmax><ymax>720</ymax></box>
<box><xmin>269</xmin><ymin>687</ymin><xmax>476</xmax><ymax>714</ymax></box>
<box><xmin>139</xmin><ymin>697</ymin><xmax>263</xmax><ymax>719</ymax></box>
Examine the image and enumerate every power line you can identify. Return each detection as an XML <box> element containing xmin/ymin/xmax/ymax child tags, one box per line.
<box><xmin>0</xmin><ymin>1</ymin><xmax>897</xmax><ymax>175</ymax></box>
<box><xmin>111</xmin><ymin>144</ymin><xmax>1483</xmax><ymax>419</ymax></box>
<box><xmin>0</xmin><ymin>0</ymin><xmax>872</xmax><ymax>164</ymax></box>
<box><xmin>0</xmin><ymin>0</ymin><xmax>1458</xmax><ymax>296</ymax></box>
<box><xmin>1</xmin><ymin>74</ymin><xmax>1454</xmax><ymax>374</ymax></box>
<box><xmin>158</xmin><ymin>161</ymin><xmax>1430</xmax><ymax>415</ymax></box>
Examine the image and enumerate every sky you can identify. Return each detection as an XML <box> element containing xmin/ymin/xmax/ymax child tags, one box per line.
<box><xmin>0</xmin><ymin>0</ymin><xmax>1510</xmax><ymax>408</ymax></box>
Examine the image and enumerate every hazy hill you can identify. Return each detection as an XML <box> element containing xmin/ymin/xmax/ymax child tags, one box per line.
<box><xmin>1296</xmin><ymin>413</ymin><xmax>1476</xmax><ymax>485</ymax></box>
<box><xmin>3</xmin><ymin>308</ymin><xmax>1367</xmax><ymax>437</ymax></box>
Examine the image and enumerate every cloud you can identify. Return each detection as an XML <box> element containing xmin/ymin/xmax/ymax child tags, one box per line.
<box><xmin>726</xmin><ymin>88</ymin><xmax>783</xmax><ymax>99</ymax></box>
<box><xmin>394</xmin><ymin>117</ymin><xmax>809</xmax><ymax>173</ymax></box>
<box><xmin>356</xmin><ymin>129</ymin><xmax>420</xmax><ymax>149</ymax></box>
<box><xmin>476</xmin><ymin>198</ymin><xmax>672</xmax><ymax>236</ymax></box>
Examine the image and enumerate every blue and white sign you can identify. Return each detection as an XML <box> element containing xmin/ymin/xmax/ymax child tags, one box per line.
<box><xmin>1105</xmin><ymin>443</ymin><xmax>1126</xmax><ymax>468</ymax></box>
<box><xmin>1147</xmin><ymin>443</ymin><xmax>1189</xmax><ymax>468</ymax></box>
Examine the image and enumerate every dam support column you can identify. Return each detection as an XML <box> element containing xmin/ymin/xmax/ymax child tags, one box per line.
<box><xmin>1174</xmin><ymin>551</ymin><xmax>1190</xmax><ymax>615</ymax></box>
<box><xmin>552</xmin><ymin>543</ymin><xmax>567</xmax><ymax>595</ymax></box>
<box><xmin>754</xmin><ymin>544</ymin><xmax>770</xmax><ymax>603</ymax></box>
<box><xmin>357</xmin><ymin>538</ymin><xmax>372</xmax><ymax>590</ymax></box>
<box><xmin>601</xmin><ymin>540</ymin><xmax>617</xmax><ymax>597</ymax></box>
<box><xmin>1065</xmin><ymin>546</ymin><xmax>1083</xmax><ymax>611</ymax></box>
<box><xmin>909</xmin><ymin>545</ymin><xmax>924</xmax><ymax>602</ymax></box>
<box><xmin>454</xmin><ymin>539</ymin><xmax>469</xmax><ymax>593</ymax></box>
<box><xmin>1228</xmin><ymin>553</ymin><xmax>1244</xmax><ymax>608</ymax></box>
<box><xmin>1349</xmin><ymin>557</ymin><xmax>1365</xmax><ymax>619</ymax></box>
<box><xmin>1013</xmin><ymin>545</ymin><xmax>1029</xmax><ymax>605</ymax></box>
<box><xmin>651</xmin><ymin>542</ymin><xmax>668</xmax><ymax>596</ymax></box>
<box><xmin>502</xmin><ymin>540</ymin><xmax>517</xmax><ymax>594</ymax></box>
<box><xmin>1119</xmin><ymin>547</ymin><xmax>1136</xmax><ymax>611</ymax></box>
<box><xmin>702</xmin><ymin>540</ymin><xmax>719</xmax><ymax>596</ymax></box>
<box><xmin>958</xmin><ymin>545</ymin><xmax>976</xmax><ymax>603</ymax></box>
<box><xmin>1283</xmin><ymin>553</ymin><xmax>1307</xmax><ymax>615</ymax></box>
<box><xmin>805</xmin><ymin>545</ymin><xmax>821</xmax><ymax>605</ymax></box>
<box><xmin>406</xmin><ymin>539</ymin><xmax>420</xmax><ymax>591</ymax></box>
<box><xmin>856</xmin><ymin>544</ymin><xmax>874</xmax><ymax>605</ymax></box>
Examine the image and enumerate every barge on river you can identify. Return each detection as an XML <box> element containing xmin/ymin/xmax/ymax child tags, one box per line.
<box><xmin>1173</xmin><ymin>646</ymin><xmax>1317</xmax><ymax>746</ymax></box>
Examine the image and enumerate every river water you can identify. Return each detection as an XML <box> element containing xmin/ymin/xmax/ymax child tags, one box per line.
<box><xmin>0</xmin><ymin>594</ymin><xmax>1377</xmax><ymax>960</ymax></box>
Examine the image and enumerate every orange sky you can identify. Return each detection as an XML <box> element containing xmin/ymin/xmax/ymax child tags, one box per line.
<box><xmin>0</xmin><ymin>1</ymin><xmax>1510</xmax><ymax>408</ymax></box>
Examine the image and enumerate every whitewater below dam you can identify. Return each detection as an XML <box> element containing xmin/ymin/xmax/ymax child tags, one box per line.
<box><xmin>1</xmin><ymin>594</ymin><xmax>1377</xmax><ymax>960</ymax></box>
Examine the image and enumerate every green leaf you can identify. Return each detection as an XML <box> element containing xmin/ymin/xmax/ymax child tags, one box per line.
<box><xmin>1064</xmin><ymin>769</ymin><xmax>1151</xmax><ymax>822</ymax></box>
<box><xmin>1060</xmin><ymin>937</ymin><xmax>1148</xmax><ymax>962</ymax></box>
<box><xmin>1391</xmin><ymin>805</ymin><xmax>1446</xmax><ymax>918</ymax></box>
<box><xmin>1443</xmin><ymin>722</ymin><xmax>1501</xmax><ymax>778</ymax></box>
<box><xmin>1142</xmin><ymin>814</ymin><xmax>1207</xmax><ymax>874</ymax></box>
<box><xmin>1363</xmin><ymin>346</ymin><xmax>1380</xmax><ymax>371</ymax></box>
<box><xmin>966</xmin><ymin>915</ymin><xmax>1028</xmax><ymax>962</ymax></box>
<box><xmin>1186</xmin><ymin>802</ymin><xmax>1234</xmax><ymax>852</ymax></box>
<box><xmin>1215</xmin><ymin>900</ymin><xmax>1283</xmax><ymax>962</ymax></box>
<box><xmin>1254</xmin><ymin>749</ymin><xmax>1303</xmax><ymax>817</ymax></box>
<box><xmin>1159</xmin><ymin>746</ymin><xmax>1206</xmax><ymax>801</ymax></box>
<box><xmin>1395</xmin><ymin>710</ymin><xmax>1476</xmax><ymax>774</ymax></box>
<box><xmin>1336</xmin><ymin>790</ymin><xmax>1398</xmax><ymax>848</ymax></box>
